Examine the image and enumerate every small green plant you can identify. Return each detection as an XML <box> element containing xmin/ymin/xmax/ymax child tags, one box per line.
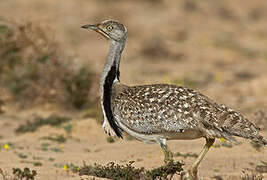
<box><xmin>15</xmin><ymin>114</ymin><xmax>70</xmax><ymax>134</ymax></box>
<box><xmin>32</xmin><ymin>156</ymin><xmax>42</xmax><ymax>161</ymax></box>
<box><xmin>63</xmin><ymin>163</ymin><xmax>80</xmax><ymax>173</ymax></box>
<box><xmin>106</xmin><ymin>137</ymin><xmax>115</xmax><ymax>143</ymax></box>
<box><xmin>174</xmin><ymin>152</ymin><xmax>198</xmax><ymax>159</ymax></box>
<box><xmin>40</xmin><ymin>143</ymin><xmax>50</xmax><ymax>151</ymax></box>
<box><xmin>17</xmin><ymin>153</ymin><xmax>28</xmax><ymax>159</ymax></box>
<box><xmin>12</xmin><ymin>167</ymin><xmax>37</xmax><ymax>180</ymax></box>
<box><xmin>79</xmin><ymin>160</ymin><xmax>184</xmax><ymax>180</ymax></box>
<box><xmin>41</xmin><ymin>134</ymin><xmax>67</xmax><ymax>143</ymax></box>
<box><xmin>63</xmin><ymin>124</ymin><xmax>73</xmax><ymax>134</ymax></box>
<box><xmin>50</xmin><ymin>147</ymin><xmax>63</xmax><ymax>153</ymax></box>
<box><xmin>32</xmin><ymin>162</ymin><xmax>42</xmax><ymax>167</ymax></box>
<box><xmin>48</xmin><ymin>157</ymin><xmax>55</xmax><ymax>162</ymax></box>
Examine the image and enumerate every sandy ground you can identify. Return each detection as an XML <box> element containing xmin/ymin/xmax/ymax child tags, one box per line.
<box><xmin>0</xmin><ymin>110</ymin><xmax>266</xmax><ymax>180</ymax></box>
<box><xmin>0</xmin><ymin>0</ymin><xmax>267</xmax><ymax>179</ymax></box>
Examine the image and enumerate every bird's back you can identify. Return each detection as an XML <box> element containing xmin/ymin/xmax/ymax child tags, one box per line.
<box><xmin>112</xmin><ymin>83</ymin><xmax>266</xmax><ymax>144</ymax></box>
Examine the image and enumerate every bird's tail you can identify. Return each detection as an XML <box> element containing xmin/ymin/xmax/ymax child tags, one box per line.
<box><xmin>232</xmin><ymin>123</ymin><xmax>267</xmax><ymax>146</ymax></box>
<box><xmin>250</xmin><ymin>134</ymin><xmax>267</xmax><ymax>146</ymax></box>
<box><xmin>226</xmin><ymin>116</ymin><xmax>267</xmax><ymax>146</ymax></box>
<box><xmin>233</xmin><ymin>125</ymin><xmax>267</xmax><ymax>146</ymax></box>
<box><xmin>215</xmin><ymin>104</ymin><xmax>267</xmax><ymax>146</ymax></box>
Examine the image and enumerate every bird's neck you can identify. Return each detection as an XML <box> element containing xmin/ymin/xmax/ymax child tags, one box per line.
<box><xmin>100</xmin><ymin>39</ymin><xmax>125</xmax><ymax>137</ymax></box>
<box><xmin>100</xmin><ymin>39</ymin><xmax>125</xmax><ymax>90</ymax></box>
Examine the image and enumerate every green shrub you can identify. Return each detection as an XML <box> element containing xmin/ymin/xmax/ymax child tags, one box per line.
<box><xmin>15</xmin><ymin>114</ymin><xmax>70</xmax><ymax>133</ymax></box>
<box><xmin>0</xmin><ymin>21</ymin><xmax>98</xmax><ymax>111</ymax></box>
<box><xmin>79</xmin><ymin>161</ymin><xmax>184</xmax><ymax>180</ymax></box>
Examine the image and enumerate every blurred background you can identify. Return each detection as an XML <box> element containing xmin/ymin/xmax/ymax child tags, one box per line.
<box><xmin>0</xmin><ymin>0</ymin><xmax>266</xmax><ymax>179</ymax></box>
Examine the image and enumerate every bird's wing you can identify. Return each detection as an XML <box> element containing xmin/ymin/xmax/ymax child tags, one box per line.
<box><xmin>112</xmin><ymin>83</ymin><xmax>262</xmax><ymax>143</ymax></box>
<box><xmin>112</xmin><ymin>84</ymin><xmax>204</xmax><ymax>134</ymax></box>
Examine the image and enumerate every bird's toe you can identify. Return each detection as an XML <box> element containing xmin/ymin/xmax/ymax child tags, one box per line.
<box><xmin>180</xmin><ymin>169</ymin><xmax>199</xmax><ymax>180</ymax></box>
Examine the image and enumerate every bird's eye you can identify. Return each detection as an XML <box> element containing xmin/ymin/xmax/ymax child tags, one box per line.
<box><xmin>106</xmin><ymin>25</ymin><xmax>113</xmax><ymax>31</ymax></box>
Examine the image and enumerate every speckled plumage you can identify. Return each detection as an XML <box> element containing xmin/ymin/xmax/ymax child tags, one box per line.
<box><xmin>112</xmin><ymin>82</ymin><xmax>265</xmax><ymax>144</ymax></box>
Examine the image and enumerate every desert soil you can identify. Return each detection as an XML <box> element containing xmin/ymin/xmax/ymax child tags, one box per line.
<box><xmin>0</xmin><ymin>0</ymin><xmax>267</xmax><ymax>179</ymax></box>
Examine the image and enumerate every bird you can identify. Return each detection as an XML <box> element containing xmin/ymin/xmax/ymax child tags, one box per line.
<box><xmin>81</xmin><ymin>20</ymin><xmax>267</xmax><ymax>179</ymax></box>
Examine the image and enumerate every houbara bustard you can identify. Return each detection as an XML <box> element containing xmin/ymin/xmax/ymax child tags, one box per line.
<box><xmin>81</xmin><ymin>20</ymin><xmax>267</xmax><ymax>179</ymax></box>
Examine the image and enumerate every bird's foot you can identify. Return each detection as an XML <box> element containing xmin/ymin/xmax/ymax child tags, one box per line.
<box><xmin>180</xmin><ymin>169</ymin><xmax>199</xmax><ymax>180</ymax></box>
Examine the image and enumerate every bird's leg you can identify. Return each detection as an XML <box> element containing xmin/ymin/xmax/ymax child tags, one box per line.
<box><xmin>160</xmin><ymin>141</ymin><xmax>173</xmax><ymax>164</ymax></box>
<box><xmin>187</xmin><ymin>138</ymin><xmax>215</xmax><ymax>179</ymax></box>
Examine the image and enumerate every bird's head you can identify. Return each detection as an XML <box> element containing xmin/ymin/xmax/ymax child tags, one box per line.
<box><xmin>81</xmin><ymin>20</ymin><xmax>127</xmax><ymax>42</ymax></box>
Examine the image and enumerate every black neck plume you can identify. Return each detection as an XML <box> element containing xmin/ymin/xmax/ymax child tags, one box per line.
<box><xmin>103</xmin><ymin>62</ymin><xmax>123</xmax><ymax>138</ymax></box>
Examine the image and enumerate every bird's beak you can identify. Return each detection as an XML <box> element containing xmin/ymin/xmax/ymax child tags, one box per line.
<box><xmin>81</xmin><ymin>24</ymin><xmax>110</xmax><ymax>39</ymax></box>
